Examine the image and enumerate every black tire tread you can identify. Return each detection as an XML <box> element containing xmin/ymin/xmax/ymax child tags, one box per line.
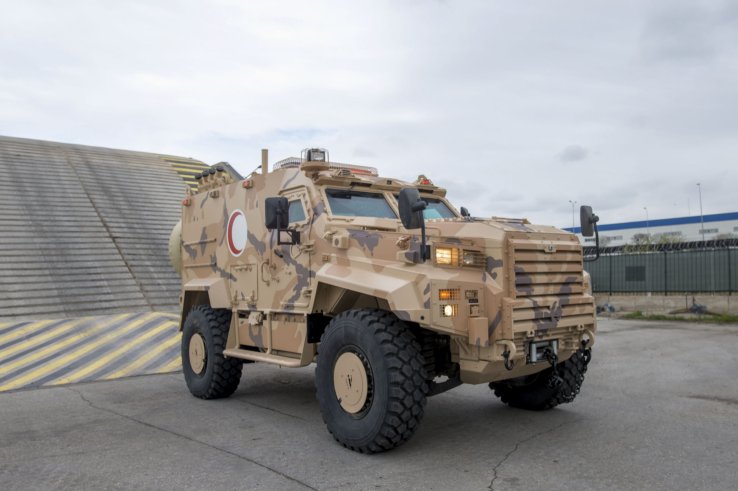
<box><xmin>317</xmin><ymin>309</ymin><xmax>428</xmax><ymax>453</ymax></box>
<box><xmin>490</xmin><ymin>348</ymin><xmax>589</xmax><ymax>410</ymax></box>
<box><xmin>183</xmin><ymin>305</ymin><xmax>242</xmax><ymax>399</ymax></box>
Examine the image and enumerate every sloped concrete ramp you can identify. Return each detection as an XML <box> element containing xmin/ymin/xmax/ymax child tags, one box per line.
<box><xmin>0</xmin><ymin>135</ymin><xmax>207</xmax><ymax>321</ymax></box>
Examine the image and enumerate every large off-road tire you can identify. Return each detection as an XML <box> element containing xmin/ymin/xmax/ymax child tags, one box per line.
<box><xmin>182</xmin><ymin>305</ymin><xmax>242</xmax><ymax>399</ymax></box>
<box><xmin>315</xmin><ymin>309</ymin><xmax>428</xmax><ymax>453</ymax></box>
<box><xmin>490</xmin><ymin>348</ymin><xmax>590</xmax><ymax>411</ymax></box>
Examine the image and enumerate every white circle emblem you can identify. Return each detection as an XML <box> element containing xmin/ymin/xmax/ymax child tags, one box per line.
<box><xmin>227</xmin><ymin>209</ymin><xmax>248</xmax><ymax>256</ymax></box>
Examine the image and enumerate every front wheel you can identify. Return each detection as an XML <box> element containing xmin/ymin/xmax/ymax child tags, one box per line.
<box><xmin>490</xmin><ymin>348</ymin><xmax>590</xmax><ymax>410</ymax></box>
<box><xmin>315</xmin><ymin>309</ymin><xmax>428</xmax><ymax>453</ymax></box>
<box><xmin>182</xmin><ymin>305</ymin><xmax>242</xmax><ymax>399</ymax></box>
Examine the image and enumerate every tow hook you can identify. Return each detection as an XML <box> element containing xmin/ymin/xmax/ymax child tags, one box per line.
<box><xmin>581</xmin><ymin>338</ymin><xmax>592</xmax><ymax>366</ymax></box>
<box><xmin>502</xmin><ymin>349</ymin><xmax>514</xmax><ymax>371</ymax></box>
<box><xmin>543</xmin><ymin>348</ymin><xmax>563</xmax><ymax>388</ymax></box>
<box><xmin>496</xmin><ymin>340</ymin><xmax>516</xmax><ymax>371</ymax></box>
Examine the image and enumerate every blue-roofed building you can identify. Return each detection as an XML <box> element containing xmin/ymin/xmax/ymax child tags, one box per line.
<box><xmin>564</xmin><ymin>212</ymin><xmax>738</xmax><ymax>247</ymax></box>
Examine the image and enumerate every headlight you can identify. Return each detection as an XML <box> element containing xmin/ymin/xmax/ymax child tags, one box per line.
<box><xmin>435</xmin><ymin>247</ymin><xmax>458</xmax><ymax>265</ymax></box>
<box><xmin>440</xmin><ymin>304</ymin><xmax>458</xmax><ymax>317</ymax></box>
<box><xmin>435</xmin><ymin>246</ymin><xmax>483</xmax><ymax>267</ymax></box>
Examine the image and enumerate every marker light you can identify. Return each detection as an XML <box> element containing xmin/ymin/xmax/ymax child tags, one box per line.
<box><xmin>462</xmin><ymin>250</ymin><xmax>483</xmax><ymax>266</ymax></box>
<box><xmin>439</xmin><ymin>288</ymin><xmax>460</xmax><ymax>301</ymax></box>
<box><xmin>416</xmin><ymin>174</ymin><xmax>433</xmax><ymax>186</ymax></box>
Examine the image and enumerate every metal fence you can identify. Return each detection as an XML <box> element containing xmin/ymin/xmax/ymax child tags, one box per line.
<box><xmin>584</xmin><ymin>248</ymin><xmax>738</xmax><ymax>294</ymax></box>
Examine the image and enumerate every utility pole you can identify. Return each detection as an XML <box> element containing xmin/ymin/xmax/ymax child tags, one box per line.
<box><xmin>643</xmin><ymin>206</ymin><xmax>651</xmax><ymax>237</ymax></box>
<box><xmin>568</xmin><ymin>200</ymin><xmax>577</xmax><ymax>229</ymax></box>
<box><xmin>644</xmin><ymin>206</ymin><xmax>650</xmax><ymax>239</ymax></box>
<box><xmin>697</xmin><ymin>183</ymin><xmax>705</xmax><ymax>243</ymax></box>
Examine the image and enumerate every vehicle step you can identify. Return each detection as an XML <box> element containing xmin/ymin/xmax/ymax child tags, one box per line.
<box><xmin>222</xmin><ymin>348</ymin><xmax>304</xmax><ymax>367</ymax></box>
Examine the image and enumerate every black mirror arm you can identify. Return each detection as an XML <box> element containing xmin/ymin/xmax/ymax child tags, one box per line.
<box><xmin>419</xmin><ymin>215</ymin><xmax>428</xmax><ymax>261</ymax></box>
<box><xmin>584</xmin><ymin>216</ymin><xmax>600</xmax><ymax>262</ymax></box>
<box><xmin>277</xmin><ymin>229</ymin><xmax>300</xmax><ymax>246</ymax></box>
<box><xmin>412</xmin><ymin>199</ymin><xmax>429</xmax><ymax>261</ymax></box>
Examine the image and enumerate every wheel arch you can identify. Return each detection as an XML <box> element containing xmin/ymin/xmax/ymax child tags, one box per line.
<box><xmin>179</xmin><ymin>278</ymin><xmax>230</xmax><ymax>330</ymax></box>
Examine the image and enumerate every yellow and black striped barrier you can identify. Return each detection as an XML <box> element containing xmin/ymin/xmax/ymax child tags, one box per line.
<box><xmin>0</xmin><ymin>312</ymin><xmax>182</xmax><ymax>393</ymax></box>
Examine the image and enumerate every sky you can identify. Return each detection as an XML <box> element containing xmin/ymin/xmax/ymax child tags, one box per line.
<box><xmin>1</xmin><ymin>0</ymin><xmax>737</xmax><ymax>229</ymax></box>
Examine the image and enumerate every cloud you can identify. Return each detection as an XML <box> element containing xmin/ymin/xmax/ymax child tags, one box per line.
<box><xmin>559</xmin><ymin>145</ymin><xmax>588</xmax><ymax>164</ymax></box>
<box><xmin>0</xmin><ymin>0</ymin><xmax>737</xmax><ymax>229</ymax></box>
<box><xmin>639</xmin><ymin>5</ymin><xmax>718</xmax><ymax>63</ymax></box>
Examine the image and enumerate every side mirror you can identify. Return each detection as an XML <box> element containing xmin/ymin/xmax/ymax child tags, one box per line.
<box><xmin>460</xmin><ymin>206</ymin><xmax>470</xmax><ymax>218</ymax></box>
<box><xmin>265</xmin><ymin>197</ymin><xmax>300</xmax><ymax>245</ymax></box>
<box><xmin>265</xmin><ymin>197</ymin><xmax>289</xmax><ymax>230</ymax></box>
<box><xmin>580</xmin><ymin>205</ymin><xmax>599</xmax><ymax>237</ymax></box>
<box><xmin>398</xmin><ymin>187</ymin><xmax>430</xmax><ymax>261</ymax></box>
<box><xmin>580</xmin><ymin>205</ymin><xmax>601</xmax><ymax>262</ymax></box>
<box><xmin>398</xmin><ymin>188</ymin><xmax>426</xmax><ymax>229</ymax></box>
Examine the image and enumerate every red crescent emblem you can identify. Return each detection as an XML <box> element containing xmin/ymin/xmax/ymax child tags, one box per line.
<box><xmin>227</xmin><ymin>210</ymin><xmax>247</xmax><ymax>256</ymax></box>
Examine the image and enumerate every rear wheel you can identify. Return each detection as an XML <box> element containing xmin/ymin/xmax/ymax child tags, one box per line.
<box><xmin>490</xmin><ymin>348</ymin><xmax>590</xmax><ymax>410</ymax></box>
<box><xmin>182</xmin><ymin>305</ymin><xmax>242</xmax><ymax>399</ymax></box>
<box><xmin>315</xmin><ymin>309</ymin><xmax>428</xmax><ymax>453</ymax></box>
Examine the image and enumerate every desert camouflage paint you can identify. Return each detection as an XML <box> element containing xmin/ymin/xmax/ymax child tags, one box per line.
<box><xmin>175</xmin><ymin>155</ymin><xmax>596</xmax><ymax>384</ymax></box>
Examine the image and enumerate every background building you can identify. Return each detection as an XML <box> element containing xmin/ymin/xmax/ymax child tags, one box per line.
<box><xmin>565</xmin><ymin>212</ymin><xmax>738</xmax><ymax>247</ymax></box>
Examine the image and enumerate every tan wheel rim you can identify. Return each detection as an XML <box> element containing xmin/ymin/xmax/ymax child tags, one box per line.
<box><xmin>333</xmin><ymin>352</ymin><xmax>369</xmax><ymax>414</ymax></box>
<box><xmin>189</xmin><ymin>333</ymin><xmax>206</xmax><ymax>375</ymax></box>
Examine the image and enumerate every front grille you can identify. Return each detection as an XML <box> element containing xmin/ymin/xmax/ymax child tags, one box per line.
<box><xmin>512</xmin><ymin>239</ymin><xmax>583</xmax><ymax>298</ymax></box>
<box><xmin>509</xmin><ymin>237</ymin><xmax>594</xmax><ymax>332</ymax></box>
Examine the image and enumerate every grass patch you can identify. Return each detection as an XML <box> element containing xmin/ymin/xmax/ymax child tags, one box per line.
<box><xmin>622</xmin><ymin>311</ymin><xmax>738</xmax><ymax>324</ymax></box>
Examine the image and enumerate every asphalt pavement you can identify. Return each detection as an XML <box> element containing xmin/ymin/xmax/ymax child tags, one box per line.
<box><xmin>1</xmin><ymin>318</ymin><xmax>737</xmax><ymax>490</ymax></box>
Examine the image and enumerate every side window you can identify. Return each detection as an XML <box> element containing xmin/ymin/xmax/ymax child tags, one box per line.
<box><xmin>288</xmin><ymin>199</ymin><xmax>306</xmax><ymax>223</ymax></box>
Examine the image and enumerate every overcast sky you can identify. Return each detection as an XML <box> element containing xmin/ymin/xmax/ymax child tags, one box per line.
<box><xmin>1</xmin><ymin>0</ymin><xmax>737</xmax><ymax>228</ymax></box>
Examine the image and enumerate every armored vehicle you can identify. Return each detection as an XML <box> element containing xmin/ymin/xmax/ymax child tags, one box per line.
<box><xmin>171</xmin><ymin>148</ymin><xmax>599</xmax><ymax>453</ymax></box>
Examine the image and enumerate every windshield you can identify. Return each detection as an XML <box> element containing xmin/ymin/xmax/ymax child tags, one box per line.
<box><xmin>326</xmin><ymin>189</ymin><xmax>397</xmax><ymax>218</ymax></box>
<box><xmin>422</xmin><ymin>197</ymin><xmax>457</xmax><ymax>219</ymax></box>
<box><xmin>392</xmin><ymin>194</ymin><xmax>458</xmax><ymax>219</ymax></box>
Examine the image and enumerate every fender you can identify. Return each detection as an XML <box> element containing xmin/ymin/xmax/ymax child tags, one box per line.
<box><xmin>179</xmin><ymin>277</ymin><xmax>229</xmax><ymax>329</ymax></box>
<box><xmin>312</xmin><ymin>260</ymin><xmax>429</xmax><ymax>323</ymax></box>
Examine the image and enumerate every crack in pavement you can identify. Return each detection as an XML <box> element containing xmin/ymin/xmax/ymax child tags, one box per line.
<box><xmin>65</xmin><ymin>387</ymin><xmax>317</xmax><ymax>490</ymax></box>
<box><xmin>488</xmin><ymin>420</ymin><xmax>577</xmax><ymax>491</ymax></box>
<box><xmin>237</xmin><ymin>398</ymin><xmax>310</xmax><ymax>421</ymax></box>
<box><xmin>687</xmin><ymin>394</ymin><xmax>738</xmax><ymax>407</ymax></box>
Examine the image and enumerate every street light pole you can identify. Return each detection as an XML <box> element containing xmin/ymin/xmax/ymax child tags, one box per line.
<box><xmin>568</xmin><ymin>200</ymin><xmax>577</xmax><ymax>229</ymax></box>
<box><xmin>697</xmin><ymin>183</ymin><xmax>705</xmax><ymax>243</ymax></box>
<box><xmin>644</xmin><ymin>206</ymin><xmax>650</xmax><ymax>237</ymax></box>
